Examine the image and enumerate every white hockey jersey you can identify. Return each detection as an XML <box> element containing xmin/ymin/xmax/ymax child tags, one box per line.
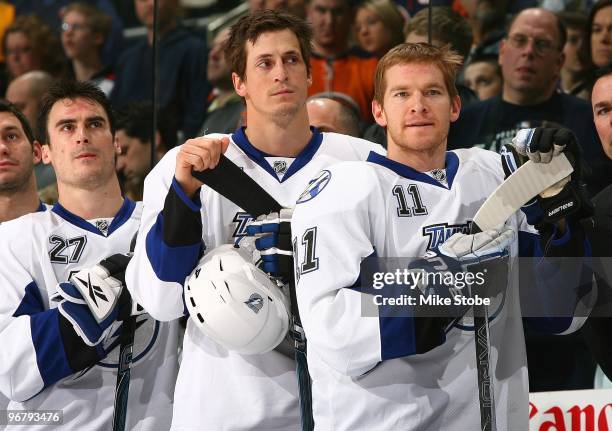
<box><xmin>0</xmin><ymin>199</ymin><xmax>178</xmax><ymax>431</ymax></box>
<box><xmin>291</xmin><ymin>148</ymin><xmax>542</xmax><ymax>431</ymax></box>
<box><xmin>126</xmin><ymin>128</ymin><xmax>383</xmax><ymax>430</ymax></box>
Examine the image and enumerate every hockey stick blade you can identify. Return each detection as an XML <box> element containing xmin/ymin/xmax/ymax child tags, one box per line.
<box><xmin>472</xmin><ymin>153</ymin><xmax>574</xmax><ymax>232</ymax></box>
<box><xmin>192</xmin><ymin>155</ymin><xmax>282</xmax><ymax>217</ymax></box>
<box><xmin>470</xmin><ymin>153</ymin><xmax>573</xmax><ymax>431</ymax></box>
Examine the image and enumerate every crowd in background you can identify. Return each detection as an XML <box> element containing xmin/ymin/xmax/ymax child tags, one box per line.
<box><xmin>1</xmin><ymin>0</ymin><xmax>612</xmax><ymax>394</ymax></box>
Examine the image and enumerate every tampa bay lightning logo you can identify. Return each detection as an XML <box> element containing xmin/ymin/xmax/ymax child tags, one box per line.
<box><xmin>245</xmin><ymin>293</ymin><xmax>264</xmax><ymax>313</ymax></box>
<box><xmin>297</xmin><ymin>170</ymin><xmax>332</xmax><ymax>204</ymax></box>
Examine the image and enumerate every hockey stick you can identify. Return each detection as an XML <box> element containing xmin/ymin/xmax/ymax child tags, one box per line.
<box><xmin>192</xmin><ymin>155</ymin><xmax>314</xmax><ymax>431</ymax></box>
<box><xmin>469</xmin><ymin>153</ymin><xmax>574</xmax><ymax>431</ymax></box>
<box><xmin>112</xmin><ymin>234</ymin><xmax>141</xmax><ymax>431</ymax></box>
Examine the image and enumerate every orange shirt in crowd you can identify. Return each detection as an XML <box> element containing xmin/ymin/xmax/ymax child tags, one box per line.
<box><xmin>309</xmin><ymin>48</ymin><xmax>378</xmax><ymax>123</ymax></box>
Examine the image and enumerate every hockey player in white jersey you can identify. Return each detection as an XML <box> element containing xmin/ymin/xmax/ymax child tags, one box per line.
<box><xmin>0</xmin><ymin>80</ymin><xmax>178</xmax><ymax>430</ymax></box>
<box><xmin>0</xmin><ymin>100</ymin><xmax>47</xmax><ymax>223</ymax></box>
<box><xmin>125</xmin><ymin>10</ymin><xmax>383</xmax><ymax>430</ymax></box>
<box><xmin>291</xmin><ymin>43</ymin><xmax>592</xmax><ymax>430</ymax></box>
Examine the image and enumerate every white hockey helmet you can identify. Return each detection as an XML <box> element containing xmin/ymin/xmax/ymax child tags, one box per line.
<box><xmin>184</xmin><ymin>244</ymin><xmax>290</xmax><ymax>355</ymax></box>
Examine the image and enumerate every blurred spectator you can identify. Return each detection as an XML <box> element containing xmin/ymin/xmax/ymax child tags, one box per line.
<box><xmin>111</xmin><ymin>0</ymin><xmax>208</xmax><ymax>141</ymax></box>
<box><xmin>0</xmin><ymin>100</ymin><xmax>43</xmax><ymax>222</ymax></box>
<box><xmin>405</xmin><ymin>6</ymin><xmax>478</xmax><ymax>107</ymax></box>
<box><xmin>558</xmin><ymin>11</ymin><xmax>588</xmax><ymax>97</ymax></box>
<box><xmin>449</xmin><ymin>9</ymin><xmax>612</xmax><ymax>392</ymax></box>
<box><xmin>200</xmin><ymin>27</ymin><xmax>243</xmax><ymax>134</ymax></box>
<box><xmin>450</xmin><ymin>8</ymin><xmax>611</xmax><ymax>193</ymax></box>
<box><xmin>573</xmin><ymin>0</ymin><xmax>612</xmax><ymax>98</ymax></box>
<box><xmin>2</xmin><ymin>15</ymin><xmax>65</xmax><ymax>81</ymax></box>
<box><xmin>61</xmin><ymin>2</ymin><xmax>114</xmax><ymax>96</ymax></box>
<box><xmin>265</xmin><ymin>0</ymin><xmax>307</xmax><ymax>17</ymax></box>
<box><xmin>463</xmin><ymin>53</ymin><xmax>502</xmax><ymax>100</ymax></box>
<box><xmin>115</xmin><ymin>102</ymin><xmax>171</xmax><ymax>200</ymax></box>
<box><xmin>468</xmin><ymin>0</ymin><xmax>506</xmax><ymax>56</ymax></box>
<box><xmin>306</xmin><ymin>95</ymin><xmax>360</xmax><ymax>136</ymax></box>
<box><xmin>5</xmin><ymin>70</ymin><xmax>56</xmax><ymax>191</ymax></box>
<box><xmin>306</xmin><ymin>0</ymin><xmax>378</xmax><ymax>123</ymax></box>
<box><xmin>354</xmin><ymin>0</ymin><xmax>405</xmax><ymax>58</ymax></box>
<box><xmin>0</xmin><ymin>1</ymin><xmax>15</xmax><ymax>64</ymax></box>
<box><xmin>12</xmin><ymin>0</ymin><xmax>124</xmax><ymax>69</ymax></box>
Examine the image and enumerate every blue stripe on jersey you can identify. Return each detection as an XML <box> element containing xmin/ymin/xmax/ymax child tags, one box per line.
<box><xmin>379</xmin><ymin>302</ymin><xmax>417</xmax><ymax>360</ymax></box>
<box><xmin>171</xmin><ymin>177</ymin><xmax>202</xmax><ymax>212</ymax></box>
<box><xmin>30</xmin><ymin>309</ymin><xmax>73</xmax><ymax>390</ymax></box>
<box><xmin>366</xmin><ymin>151</ymin><xmax>459</xmax><ymax>189</ymax></box>
<box><xmin>518</xmin><ymin>230</ymin><xmax>543</xmax><ymax>257</ymax></box>
<box><xmin>36</xmin><ymin>201</ymin><xmax>46</xmax><ymax>212</ymax></box>
<box><xmin>13</xmin><ymin>282</ymin><xmax>45</xmax><ymax>317</ymax></box>
<box><xmin>52</xmin><ymin>198</ymin><xmax>136</xmax><ymax>237</ymax></box>
<box><xmin>231</xmin><ymin>126</ymin><xmax>324</xmax><ymax>183</ymax></box>
<box><xmin>145</xmin><ymin>213</ymin><xmax>202</xmax><ymax>284</ymax></box>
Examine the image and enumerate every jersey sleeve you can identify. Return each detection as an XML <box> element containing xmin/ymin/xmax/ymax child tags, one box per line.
<box><xmin>291</xmin><ymin>164</ymin><xmax>381</xmax><ymax>377</ymax></box>
<box><xmin>0</xmin><ymin>221</ymin><xmax>103</xmax><ymax>402</ymax></box>
<box><xmin>126</xmin><ymin>146</ymin><xmax>205</xmax><ymax>322</ymax></box>
<box><xmin>516</xmin><ymin>198</ymin><xmax>594</xmax><ymax>334</ymax></box>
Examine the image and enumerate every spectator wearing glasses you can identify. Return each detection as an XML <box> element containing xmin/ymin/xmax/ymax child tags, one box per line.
<box><xmin>449</xmin><ymin>8</ymin><xmax>611</xmax><ymax>193</ymax></box>
<box><xmin>449</xmin><ymin>8</ymin><xmax>612</xmax><ymax>392</ymax></box>
<box><xmin>2</xmin><ymin>15</ymin><xmax>65</xmax><ymax>82</ymax></box>
<box><xmin>61</xmin><ymin>2</ymin><xmax>114</xmax><ymax>96</ymax></box>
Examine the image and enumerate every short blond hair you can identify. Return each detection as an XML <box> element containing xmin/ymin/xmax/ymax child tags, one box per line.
<box><xmin>374</xmin><ymin>42</ymin><xmax>463</xmax><ymax>106</ymax></box>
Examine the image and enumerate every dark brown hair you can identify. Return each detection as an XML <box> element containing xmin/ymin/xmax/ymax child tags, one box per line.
<box><xmin>37</xmin><ymin>80</ymin><xmax>115</xmax><ymax>145</ymax></box>
<box><xmin>225</xmin><ymin>9</ymin><xmax>313</xmax><ymax>80</ymax></box>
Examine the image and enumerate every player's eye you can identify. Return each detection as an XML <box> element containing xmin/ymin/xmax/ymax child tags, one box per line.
<box><xmin>425</xmin><ymin>89</ymin><xmax>441</xmax><ymax>96</ymax></box>
<box><xmin>5</xmin><ymin>133</ymin><xmax>19</xmax><ymax>141</ymax></box>
<box><xmin>60</xmin><ymin>124</ymin><xmax>74</xmax><ymax>132</ymax></box>
<box><xmin>257</xmin><ymin>59</ymin><xmax>272</xmax><ymax>68</ymax></box>
<box><xmin>89</xmin><ymin>120</ymin><xmax>103</xmax><ymax>128</ymax></box>
<box><xmin>393</xmin><ymin>91</ymin><xmax>408</xmax><ymax>98</ymax></box>
<box><xmin>597</xmin><ymin>107</ymin><xmax>610</xmax><ymax>116</ymax></box>
<box><xmin>285</xmin><ymin>56</ymin><xmax>299</xmax><ymax>64</ymax></box>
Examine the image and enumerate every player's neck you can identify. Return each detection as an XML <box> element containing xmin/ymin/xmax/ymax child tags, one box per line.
<box><xmin>244</xmin><ymin>110</ymin><xmax>312</xmax><ymax>157</ymax></box>
<box><xmin>56</xmin><ymin>177</ymin><xmax>124</xmax><ymax>220</ymax></box>
<box><xmin>387</xmin><ymin>143</ymin><xmax>446</xmax><ymax>172</ymax></box>
<box><xmin>0</xmin><ymin>177</ymin><xmax>40</xmax><ymax>222</ymax></box>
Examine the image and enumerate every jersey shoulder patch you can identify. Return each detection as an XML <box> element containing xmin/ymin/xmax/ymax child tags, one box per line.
<box><xmin>296</xmin><ymin>169</ymin><xmax>332</xmax><ymax>204</ymax></box>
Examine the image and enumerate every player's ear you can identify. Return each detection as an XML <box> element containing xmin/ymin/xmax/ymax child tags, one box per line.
<box><xmin>233</xmin><ymin>72</ymin><xmax>247</xmax><ymax>97</ymax></box>
<box><xmin>450</xmin><ymin>95</ymin><xmax>461</xmax><ymax>123</ymax></box>
<box><xmin>372</xmin><ymin>99</ymin><xmax>387</xmax><ymax>127</ymax></box>
<box><xmin>41</xmin><ymin>143</ymin><xmax>52</xmax><ymax>165</ymax></box>
<box><xmin>114</xmin><ymin>135</ymin><xmax>121</xmax><ymax>155</ymax></box>
<box><xmin>32</xmin><ymin>141</ymin><xmax>42</xmax><ymax>164</ymax></box>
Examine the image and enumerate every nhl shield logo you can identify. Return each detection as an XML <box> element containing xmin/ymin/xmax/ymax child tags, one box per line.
<box><xmin>245</xmin><ymin>293</ymin><xmax>264</xmax><ymax>313</ymax></box>
<box><xmin>273</xmin><ymin>160</ymin><xmax>288</xmax><ymax>175</ymax></box>
<box><xmin>96</xmin><ymin>219</ymin><xmax>110</xmax><ymax>236</ymax></box>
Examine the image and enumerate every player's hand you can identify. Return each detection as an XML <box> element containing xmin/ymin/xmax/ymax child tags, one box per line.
<box><xmin>175</xmin><ymin>136</ymin><xmax>230</xmax><ymax>198</ymax></box>
<box><xmin>52</xmin><ymin>254</ymin><xmax>132</xmax><ymax>346</ymax></box>
<box><xmin>502</xmin><ymin>128</ymin><xmax>592</xmax><ymax>226</ymax></box>
<box><xmin>438</xmin><ymin>227</ymin><xmax>516</xmax><ymax>263</ymax></box>
<box><xmin>511</xmin><ymin>127</ymin><xmax>580</xmax><ymax>166</ymax></box>
<box><xmin>238</xmin><ymin>209</ymin><xmax>294</xmax><ymax>281</ymax></box>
